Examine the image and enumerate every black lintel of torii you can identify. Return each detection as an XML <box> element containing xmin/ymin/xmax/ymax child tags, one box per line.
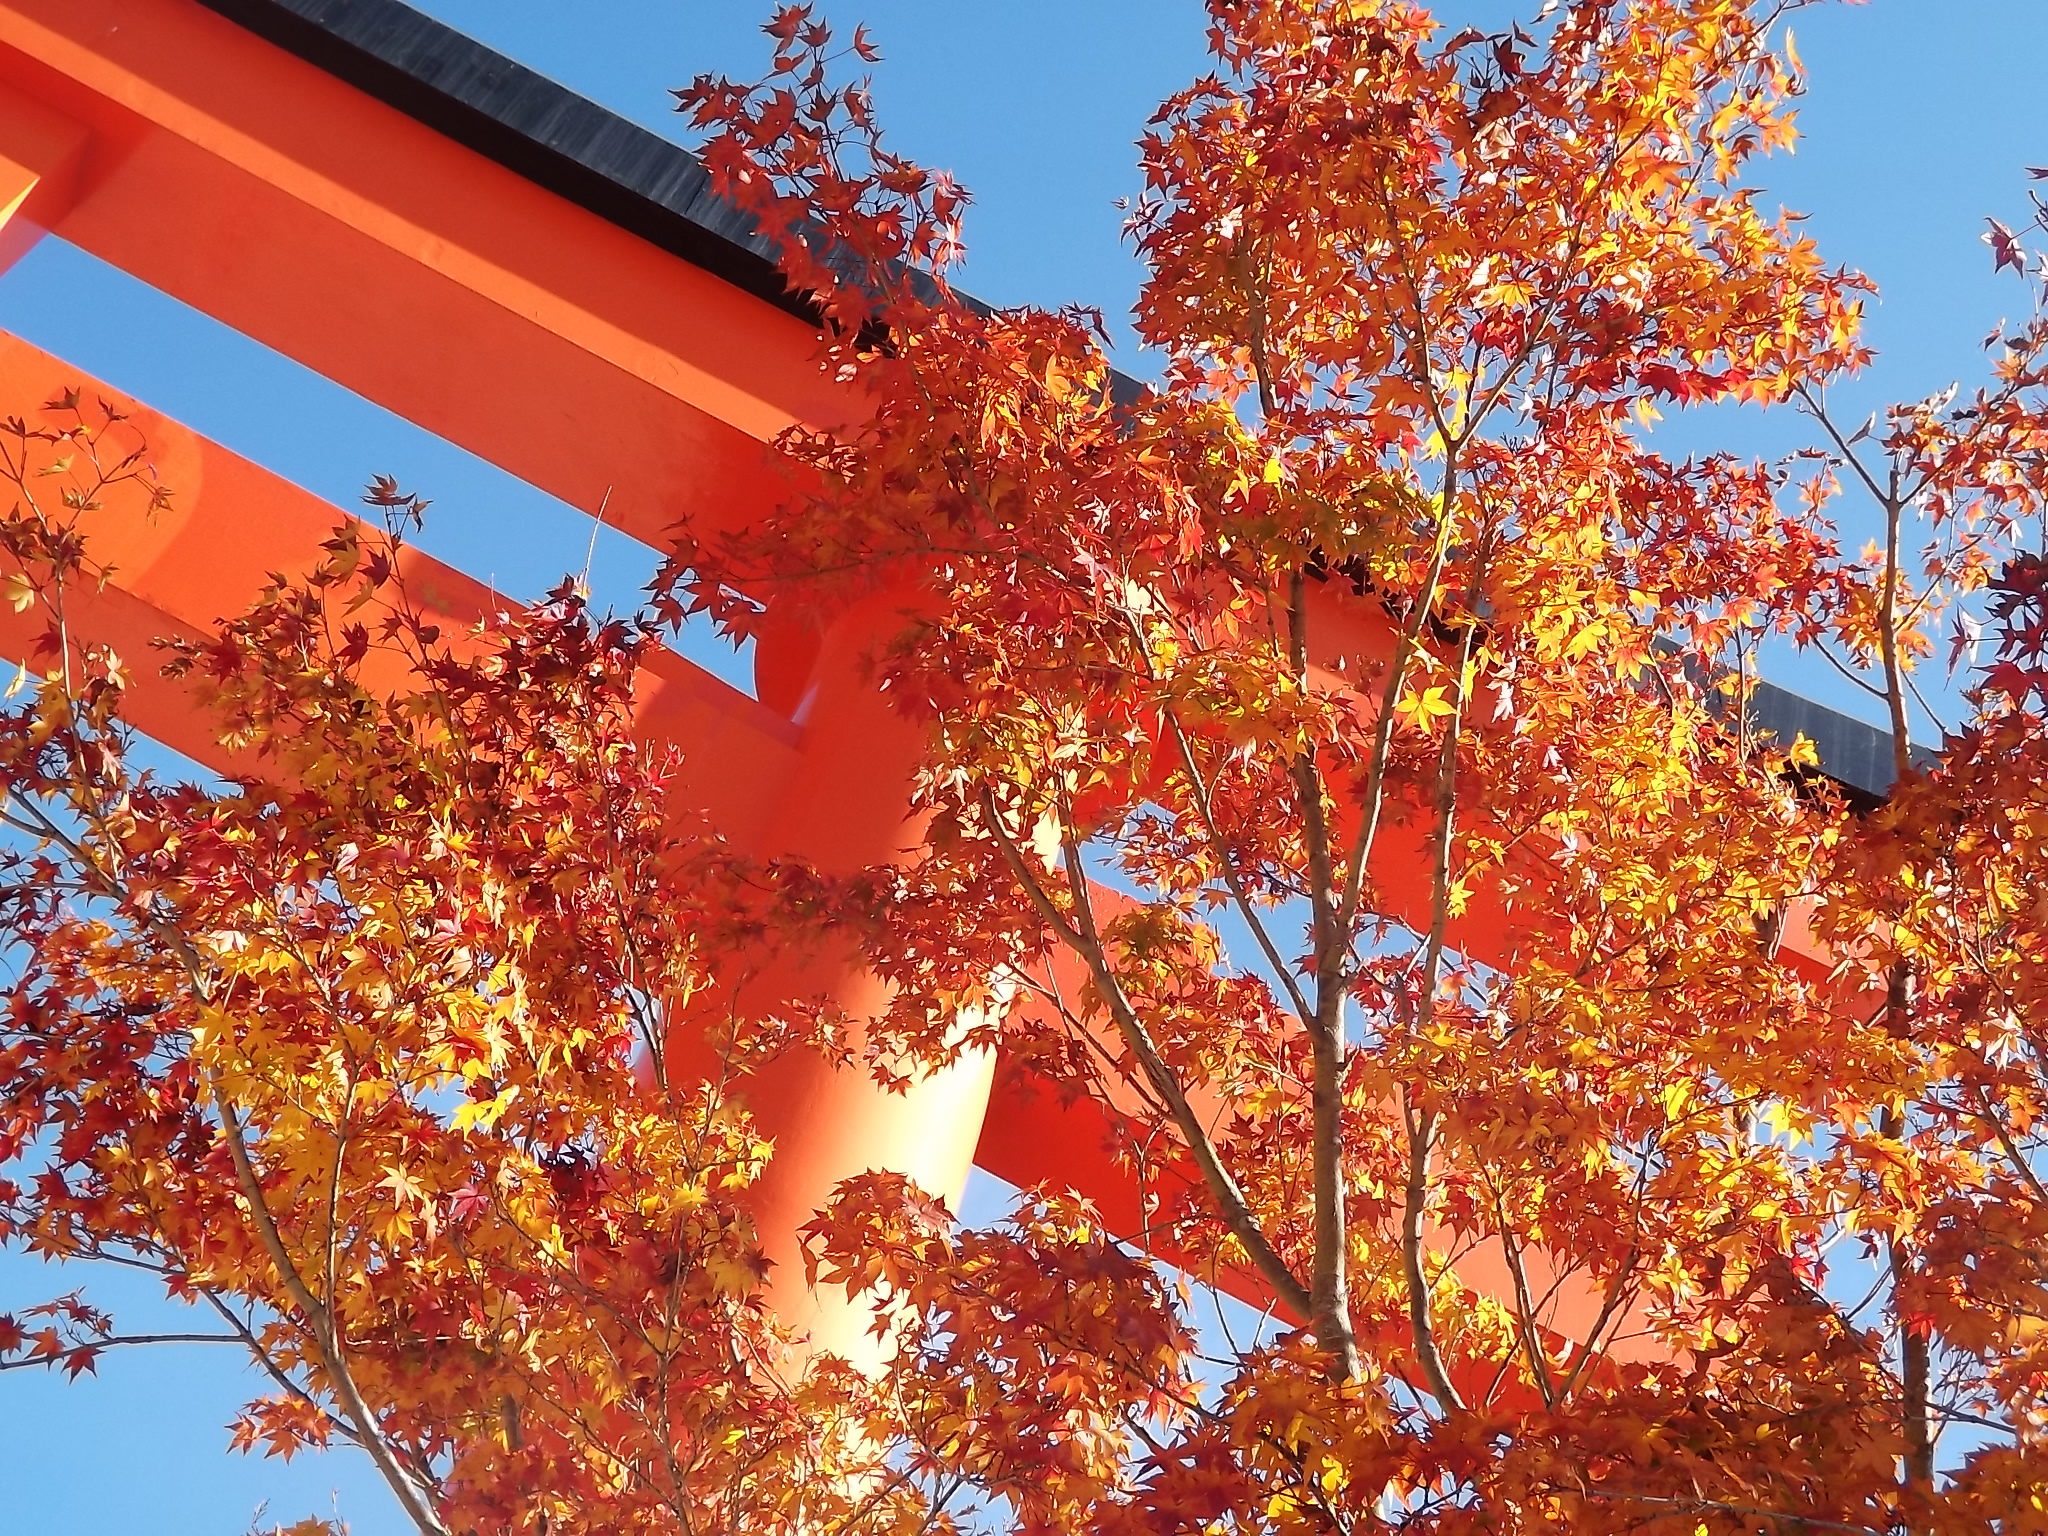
<box><xmin>191</xmin><ymin>0</ymin><xmax>1917</xmax><ymax>807</ymax></box>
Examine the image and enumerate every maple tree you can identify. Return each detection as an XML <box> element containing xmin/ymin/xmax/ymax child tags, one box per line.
<box><xmin>4</xmin><ymin>0</ymin><xmax>2048</xmax><ymax>1532</ymax></box>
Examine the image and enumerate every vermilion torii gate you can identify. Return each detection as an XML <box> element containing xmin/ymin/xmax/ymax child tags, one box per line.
<box><xmin>0</xmin><ymin>0</ymin><xmax>1899</xmax><ymax>1359</ymax></box>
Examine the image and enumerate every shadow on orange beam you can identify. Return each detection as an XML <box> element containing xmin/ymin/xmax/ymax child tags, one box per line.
<box><xmin>0</xmin><ymin>0</ymin><xmax>853</xmax><ymax>555</ymax></box>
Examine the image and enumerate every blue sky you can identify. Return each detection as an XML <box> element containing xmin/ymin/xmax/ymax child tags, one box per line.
<box><xmin>2</xmin><ymin>2</ymin><xmax>2046</xmax><ymax>1531</ymax></box>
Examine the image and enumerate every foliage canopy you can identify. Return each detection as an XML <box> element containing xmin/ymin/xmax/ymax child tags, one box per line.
<box><xmin>5</xmin><ymin>2</ymin><xmax>2048</xmax><ymax>1532</ymax></box>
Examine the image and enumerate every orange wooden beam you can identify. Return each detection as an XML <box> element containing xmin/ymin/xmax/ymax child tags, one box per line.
<box><xmin>0</xmin><ymin>0</ymin><xmax>853</xmax><ymax>555</ymax></box>
<box><xmin>0</xmin><ymin>333</ymin><xmax>803</xmax><ymax>846</ymax></box>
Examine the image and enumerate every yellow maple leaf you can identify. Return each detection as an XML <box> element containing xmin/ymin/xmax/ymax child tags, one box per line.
<box><xmin>1393</xmin><ymin>685</ymin><xmax>1456</xmax><ymax>733</ymax></box>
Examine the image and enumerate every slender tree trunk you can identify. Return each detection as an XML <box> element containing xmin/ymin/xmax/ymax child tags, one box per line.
<box><xmin>1874</xmin><ymin>483</ymin><xmax>1933</xmax><ymax>1520</ymax></box>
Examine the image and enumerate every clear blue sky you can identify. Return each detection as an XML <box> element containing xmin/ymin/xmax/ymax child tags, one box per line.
<box><xmin>2</xmin><ymin>3</ymin><xmax>2044</xmax><ymax>1531</ymax></box>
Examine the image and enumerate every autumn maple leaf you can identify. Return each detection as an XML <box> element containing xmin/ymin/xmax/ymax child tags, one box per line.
<box><xmin>1985</xmin><ymin>217</ymin><xmax>2027</xmax><ymax>274</ymax></box>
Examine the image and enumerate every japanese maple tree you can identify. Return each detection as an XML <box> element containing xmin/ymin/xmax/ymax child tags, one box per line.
<box><xmin>4</xmin><ymin>1</ymin><xmax>2047</xmax><ymax>1532</ymax></box>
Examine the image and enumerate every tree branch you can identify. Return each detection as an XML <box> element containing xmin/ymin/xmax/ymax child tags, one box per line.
<box><xmin>977</xmin><ymin>787</ymin><xmax>1314</xmax><ymax>1322</ymax></box>
<box><xmin>1400</xmin><ymin>1093</ymin><xmax>1463</xmax><ymax>1412</ymax></box>
<box><xmin>1285</xmin><ymin>571</ymin><xmax>1362</xmax><ymax>1382</ymax></box>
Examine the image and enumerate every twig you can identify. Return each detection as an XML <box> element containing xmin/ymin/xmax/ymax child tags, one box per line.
<box><xmin>978</xmin><ymin>787</ymin><xmax>1314</xmax><ymax>1322</ymax></box>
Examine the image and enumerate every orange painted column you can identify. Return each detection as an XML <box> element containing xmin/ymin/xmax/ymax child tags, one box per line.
<box><xmin>697</xmin><ymin>591</ymin><xmax>995</xmax><ymax>1358</ymax></box>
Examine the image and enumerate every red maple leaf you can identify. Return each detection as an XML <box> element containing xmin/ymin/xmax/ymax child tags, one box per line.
<box><xmin>1985</xmin><ymin>217</ymin><xmax>2026</xmax><ymax>275</ymax></box>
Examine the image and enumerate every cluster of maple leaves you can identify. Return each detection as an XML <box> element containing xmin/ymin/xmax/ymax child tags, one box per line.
<box><xmin>4</xmin><ymin>1</ymin><xmax>2048</xmax><ymax>1532</ymax></box>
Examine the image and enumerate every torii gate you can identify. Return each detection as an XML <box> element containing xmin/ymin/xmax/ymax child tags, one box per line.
<box><xmin>0</xmin><ymin>0</ymin><xmax>1899</xmax><ymax>1358</ymax></box>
